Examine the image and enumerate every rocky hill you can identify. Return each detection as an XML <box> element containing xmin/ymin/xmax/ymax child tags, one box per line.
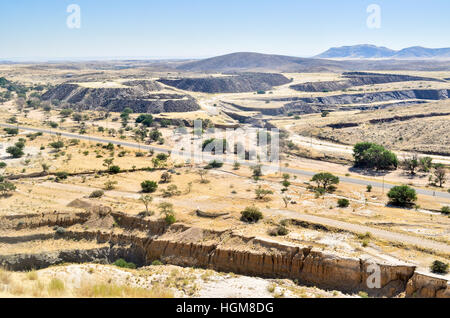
<box><xmin>158</xmin><ymin>73</ymin><xmax>292</xmax><ymax>93</ymax></box>
<box><xmin>231</xmin><ymin>89</ymin><xmax>450</xmax><ymax>116</ymax></box>
<box><xmin>290</xmin><ymin>72</ymin><xmax>444</xmax><ymax>92</ymax></box>
<box><xmin>41</xmin><ymin>81</ymin><xmax>200</xmax><ymax>114</ymax></box>
<box><xmin>173</xmin><ymin>52</ymin><xmax>450</xmax><ymax>73</ymax></box>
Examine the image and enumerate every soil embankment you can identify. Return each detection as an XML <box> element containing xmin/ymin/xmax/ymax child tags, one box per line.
<box><xmin>0</xmin><ymin>209</ymin><xmax>448</xmax><ymax>298</ymax></box>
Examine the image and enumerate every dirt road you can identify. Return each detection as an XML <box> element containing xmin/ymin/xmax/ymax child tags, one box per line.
<box><xmin>266</xmin><ymin>209</ymin><xmax>450</xmax><ymax>254</ymax></box>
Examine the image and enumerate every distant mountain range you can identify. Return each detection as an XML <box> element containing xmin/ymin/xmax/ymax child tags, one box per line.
<box><xmin>176</xmin><ymin>52</ymin><xmax>450</xmax><ymax>73</ymax></box>
<box><xmin>316</xmin><ymin>45</ymin><xmax>450</xmax><ymax>59</ymax></box>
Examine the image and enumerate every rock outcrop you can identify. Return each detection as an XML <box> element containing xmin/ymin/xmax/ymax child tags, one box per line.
<box><xmin>406</xmin><ymin>272</ymin><xmax>450</xmax><ymax>298</ymax></box>
<box><xmin>158</xmin><ymin>73</ymin><xmax>292</xmax><ymax>93</ymax></box>
<box><xmin>290</xmin><ymin>72</ymin><xmax>444</xmax><ymax>92</ymax></box>
<box><xmin>41</xmin><ymin>82</ymin><xmax>200</xmax><ymax>114</ymax></box>
<box><xmin>235</xmin><ymin>89</ymin><xmax>450</xmax><ymax>116</ymax></box>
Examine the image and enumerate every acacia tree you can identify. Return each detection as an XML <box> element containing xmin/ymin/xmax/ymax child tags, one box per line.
<box><xmin>0</xmin><ymin>177</ymin><xmax>16</xmax><ymax>197</ymax></box>
<box><xmin>139</xmin><ymin>195</ymin><xmax>153</xmax><ymax>215</ymax></box>
<box><xmin>353</xmin><ymin>142</ymin><xmax>398</xmax><ymax>170</ymax></box>
<box><xmin>433</xmin><ymin>164</ymin><xmax>447</xmax><ymax>187</ymax></box>
<box><xmin>250</xmin><ymin>164</ymin><xmax>263</xmax><ymax>181</ymax></box>
<box><xmin>311</xmin><ymin>172</ymin><xmax>340</xmax><ymax>192</ymax></box>
<box><xmin>282</xmin><ymin>196</ymin><xmax>291</xmax><ymax>208</ymax></box>
<box><xmin>255</xmin><ymin>185</ymin><xmax>273</xmax><ymax>200</ymax></box>
<box><xmin>387</xmin><ymin>185</ymin><xmax>417</xmax><ymax>207</ymax></box>
<box><xmin>402</xmin><ymin>154</ymin><xmax>419</xmax><ymax>176</ymax></box>
<box><xmin>103</xmin><ymin>158</ymin><xmax>114</xmax><ymax>170</ymax></box>
<box><xmin>197</xmin><ymin>169</ymin><xmax>209</xmax><ymax>184</ymax></box>
<box><xmin>419</xmin><ymin>157</ymin><xmax>433</xmax><ymax>172</ymax></box>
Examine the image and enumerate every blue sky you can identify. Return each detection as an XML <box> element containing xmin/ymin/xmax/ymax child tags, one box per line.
<box><xmin>0</xmin><ymin>0</ymin><xmax>449</xmax><ymax>60</ymax></box>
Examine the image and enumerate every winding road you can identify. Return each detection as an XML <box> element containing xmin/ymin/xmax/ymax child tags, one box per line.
<box><xmin>1</xmin><ymin>122</ymin><xmax>450</xmax><ymax>200</ymax></box>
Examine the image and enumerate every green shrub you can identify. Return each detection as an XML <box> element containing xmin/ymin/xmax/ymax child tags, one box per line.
<box><xmin>55</xmin><ymin>171</ymin><xmax>69</xmax><ymax>180</ymax></box>
<box><xmin>156</xmin><ymin>153</ymin><xmax>169</xmax><ymax>161</ymax></box>
<box><xmin>49</xmin><ymin>140</ymin><xmax>64</xmax><ymax>151</ymax></box>
<box><xmin>387</xmin><ymin>185</ymin><xmax>417</xmax><ymax>207</ymax></box>
<box><xmin>141</xmin><ymin>180</ymin><xmax>158</xmax><ymax>193</ymax></box>
<box><xmin>113</xmin><ymin>259</ymin><xmax>136</xmax><ymax>269</ymax></box>
<box><xmin>165</xmin><ymin>213</ymin><xmax>176</xmax><ymax>225</ymax></box>
<box><xmin>366</xmin><ymin>185</ymin><xmax>373</xmax><ymax>192</ymax></box>
<box><xmin>108</xmin><ymin>165</ymin><xmax>121</xmax><ymax>174</ymax></box>
<box><xmin>3</xmin><ymin>128</ymin><xmax>19</xmax><ymax>136</ymax></box>
<box><xmin>240</xmin><ymin>206</ymin><xmax>263</xmax><ymax>223</ymax></box>
<box><xmin>6</xmin><ymin>146</ymin><xmax>24</xmax><ymax>158</ymax></box>
<box><xmin>441</xmin><ymin>206</ymin><xmax>450</xmax><ymax>215</ymax></box>
<box><xmin>270</xmin><ymin>225</ymin><xmax>289</xmax><ymax>237</ymax></box>
<box><xmin>15</xmin><ymin>141</ymin><xmax>25</xmax><ymax>149</ymax></box>
<box><xmin>151</xmin><ymin>260</ymin><xmax>163</xmax><ymax>266</ymax></box>
<box><xmin>135</xmin><ymin>114</ymin><xmax>153</xmax><ymax>127</ymax></box>
<box><xmin>337</xmin><ymin>199</ymin><xmax>350</xmax><ymax>208</ymax></box>
<box><xmin>0</xmin><ymin>162</ymin><xmax>6</xmax><ymax>169</ymax></box>
<box><xmin>89</xmin><ymin>190</ymin><xmax>104</xmax><ymax>198</ymax></box>
<box><xmin>205</xmin><ymin>160</ymin><xmax>224</xmax><ymax>169</ymax></box>
<box><xmin>0</xmin><ymin>180</ymin><xmax>16</xmax><ymax>196</ymax></box>
<box><xmin>430</xmin><ymin>260</ymin><xmax>448</xmax><ymax>274</ymax></box>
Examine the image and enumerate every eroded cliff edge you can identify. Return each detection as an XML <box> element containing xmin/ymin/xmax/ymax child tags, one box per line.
<box><xmin>0</xmin><ymin>210</ymin><xmax>448</xmax><ymax>298</ymax></box>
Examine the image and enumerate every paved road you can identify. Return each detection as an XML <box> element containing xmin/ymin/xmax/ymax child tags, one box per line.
<box><xmin>266</xmin><ymin>209</ymin><xmax>450</xmax><ymax>254</ymax></box>
<box><xmin>2</xmin><ymin>123</ymin><xmax>450</xmax><ymax>200</ymax></box>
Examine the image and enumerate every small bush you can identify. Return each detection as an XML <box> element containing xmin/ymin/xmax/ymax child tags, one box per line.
<box><xmin>240</xmin><ymin>206</ymin><xmax>263</xmax><ymax>223</ymax></box>
<box><xmin>0</xmin><ymin>162</ymin><xmax>6</xmax><ymax>168</ymax></box>
<box><xmin>366</xmin><ymin>185</ymin><xmax>373</xmax><ymax>193</ymax></box>
<box><xmin>441</xmin><ymin>206</ymin><xmax>450</xmax><ymax>215</ymax></box>
<box><xmin>270</xmin><ymin>226</ymin><xmax>289</xmax><ymax>237</ymax></box>
<box><xmin>6</xmin><ymin>146</ymin><xmax>24</xmax><ymax>158</ymax></box>
<box><xmin>89</xmin><ymin>190</ymin><xmax>104</xmax><ymax>198</ymax></box>
<box><xmin>108</xmin><ymin>165</ymin><xmax>121</xmax><ymax>174</ymax></box>
<box><xmin>165</xmin><ymin>213</ymin><xmax>176</xmax><ymax>225</ymax></box>
<box><xmin>113</xmin><ymin>259</ymin><xmax>136</xmax><ymax>269</ymax></box>
<box><xmin>55</xmin><ymin>171</ymin><xmax>68</xmax><ymax>181</ymax></box>
<box><xmin>151</xmin><ymin>260</ymin><xmax>163</xmax><ymax>266</ymax></box>
<box><xmin>205</xmin><ymin>160</ymin><xmax>224</xmax><ymax>169</ymax></box>
<box><xmin>337</xmin><ymin>199</ymin><xmax>350</xmax><ymax>208</ymax></box>
<box><xmin>430</xmin><ymin>260</ymin><xmax>449</xmax><ymax>274</ymax></box>
<box><xmin>54</xmin><ymin>226</ymin><xmax>66</xmax><ymax>235</ymax></box>
<box><xmin>141</xmin><ymin>180</ymin><xmax>158</xmax><ymax>193</ymax></box>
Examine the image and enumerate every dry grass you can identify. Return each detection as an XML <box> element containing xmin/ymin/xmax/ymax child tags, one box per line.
<box><xmin>31</xmin><ymin>280</ymin><xmax>46</xmax><ymax>297</ymax></box>
<box><xmin>26</xmin><ymin>270</ymin><xmax>38</xmax><ymax>281</ymax></box>
<box><xmin>47</xmin><ymin>278</ymin><xmax>65</xmax><ymax>296</ymax></box>
<box><xmin>75</xmin><ymin>283</ymin><xmax>174</xmax><ymax>298</ymax></box>
<box><xmin>0</xmin><ymin>268</ymin><xmax>11</xmax><ymax>285</ymax></box>
<box><xmin>9</xmin><ymin>282</ymin><xmax>26</xmax><ymax>296</ymax></box>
